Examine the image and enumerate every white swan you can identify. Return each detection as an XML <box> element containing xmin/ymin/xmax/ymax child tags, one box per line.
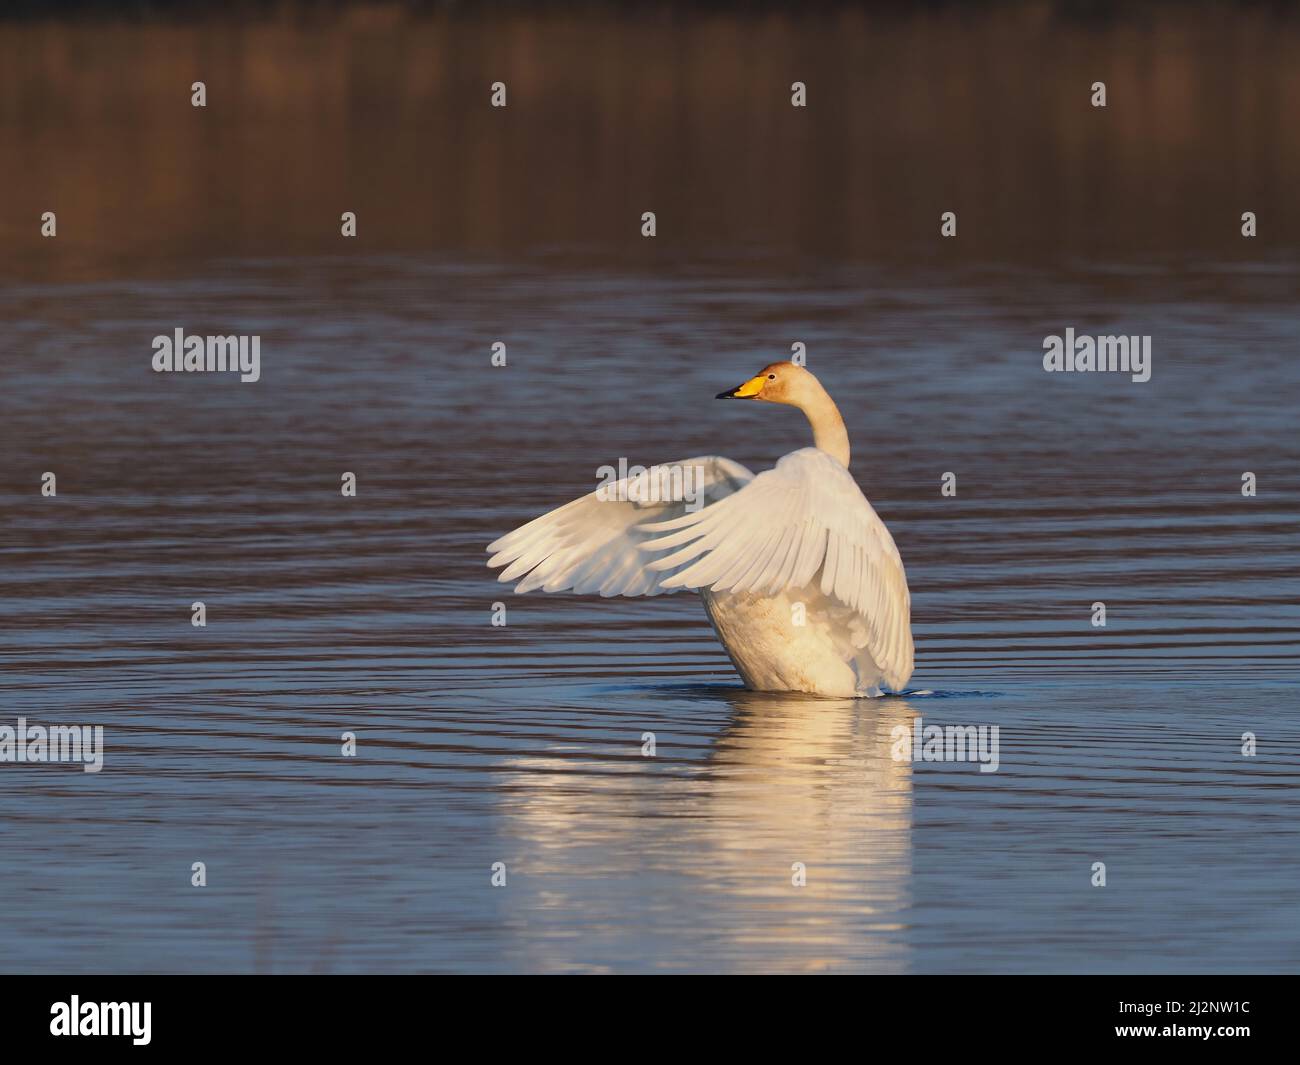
<box><xmin>486</xmin><ymin>362</ymin><xmax>914</xmax><ymax>697</ymax></box>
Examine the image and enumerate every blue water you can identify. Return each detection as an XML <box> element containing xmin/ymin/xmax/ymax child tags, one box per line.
<box><xmin>1</xmin><ymin>255</ymin><xmax>1298</xmax><ymax>972</ymax></box>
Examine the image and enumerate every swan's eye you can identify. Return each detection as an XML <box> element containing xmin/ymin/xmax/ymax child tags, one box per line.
<box><xmin>767</xmin><ymin>374</ymin><xmax>776</xmax><ymax>380</ymax></box>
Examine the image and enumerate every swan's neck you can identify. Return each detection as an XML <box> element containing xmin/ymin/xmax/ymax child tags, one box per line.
<box><xmin>797</xmin><ymin>386</ymin><xmax>851</xmax><ymax>468</ymax></box>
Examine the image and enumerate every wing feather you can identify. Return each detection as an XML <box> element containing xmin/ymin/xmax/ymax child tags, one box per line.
<box><xmin>488</xmin><ymin>447</ymin><xmax>914</xmax><ymax>691</ymax></box>
<box><xmin>643</xmin><ymin>447</ymin><xmax>914</xmax><ymax>690</ymax></box>
<box><xmin>486</xmin><ymin>456</ymin><xmax>755</xmax><ymax>597</ymax></box>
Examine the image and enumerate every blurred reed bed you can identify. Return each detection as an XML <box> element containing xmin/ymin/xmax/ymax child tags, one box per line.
<box><xmin>0</xmin><ymin>1</ymin><xmax>1298</xmax><ymax>282</ymax></box>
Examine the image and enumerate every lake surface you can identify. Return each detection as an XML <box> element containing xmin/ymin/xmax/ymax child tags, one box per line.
<box><xmin>2</xmin><ymin>254</ymin><xmax>1297</xmax><ymax>973</ymax></box>
<box><xmin>1</xmin><ymin>3</ymin><xmax>1299</xmax><ymax>973</ymax></box>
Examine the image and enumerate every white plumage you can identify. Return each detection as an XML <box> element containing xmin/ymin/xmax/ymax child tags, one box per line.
<box><xmin>487</xmin><ymin>455</ymin><xmax>753</xmax><ymax>597</ymax></box>
<box><xmin>486</xmin><ymin>362</ymin><xmax>914</xmax><ymax>697</ymax></box>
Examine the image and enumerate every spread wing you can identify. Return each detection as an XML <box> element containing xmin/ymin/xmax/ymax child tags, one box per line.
<box><xmin>638</xmin><ymin>448</ymin><xmax>913</xmax><ymax>690</ymax></box>
<box><xmin>486</xmin><ymin>456</ymin><xmax>755</xmax><ymax>596</ymax></box>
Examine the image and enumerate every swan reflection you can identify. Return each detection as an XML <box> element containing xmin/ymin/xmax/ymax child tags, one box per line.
<box><xmin>492</xmin><ymin>690</ymin><xmax>917</xmax><ymax>973</ymax></box>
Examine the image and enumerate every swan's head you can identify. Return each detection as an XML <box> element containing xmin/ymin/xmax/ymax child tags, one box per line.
<box><xmin>715</xmin><ymin>361</ymin><xmax>820</xmax><ymax>406</ymax></box>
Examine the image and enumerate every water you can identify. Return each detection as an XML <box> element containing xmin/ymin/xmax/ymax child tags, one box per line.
<box><xmin>2</xmin><ymin>255</ymin><xmax>1297</xmax><ymax>973</ymax></box>
<box><xmin>1</xmin><ymin>3</ymin><xmax>1299</xmax><ymax>973</ymax></box>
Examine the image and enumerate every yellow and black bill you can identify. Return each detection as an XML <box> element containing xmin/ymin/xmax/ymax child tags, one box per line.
<box><xmin>715</xmin><ymin>376</ymin><xmax>766</xmax><ymax>399</ymax></box>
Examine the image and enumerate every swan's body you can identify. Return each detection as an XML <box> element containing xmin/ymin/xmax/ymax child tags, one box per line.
<box><xmin>486</xmin><ymin>362</ymin><xmax>913</xmax><ymax>697</ymax></box>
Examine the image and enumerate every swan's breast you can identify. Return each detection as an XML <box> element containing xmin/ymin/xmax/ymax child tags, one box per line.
<box><xmin>700</xmin><ymin>586</ymin><xmax>877</xmax><ymax>698</ymax></box>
